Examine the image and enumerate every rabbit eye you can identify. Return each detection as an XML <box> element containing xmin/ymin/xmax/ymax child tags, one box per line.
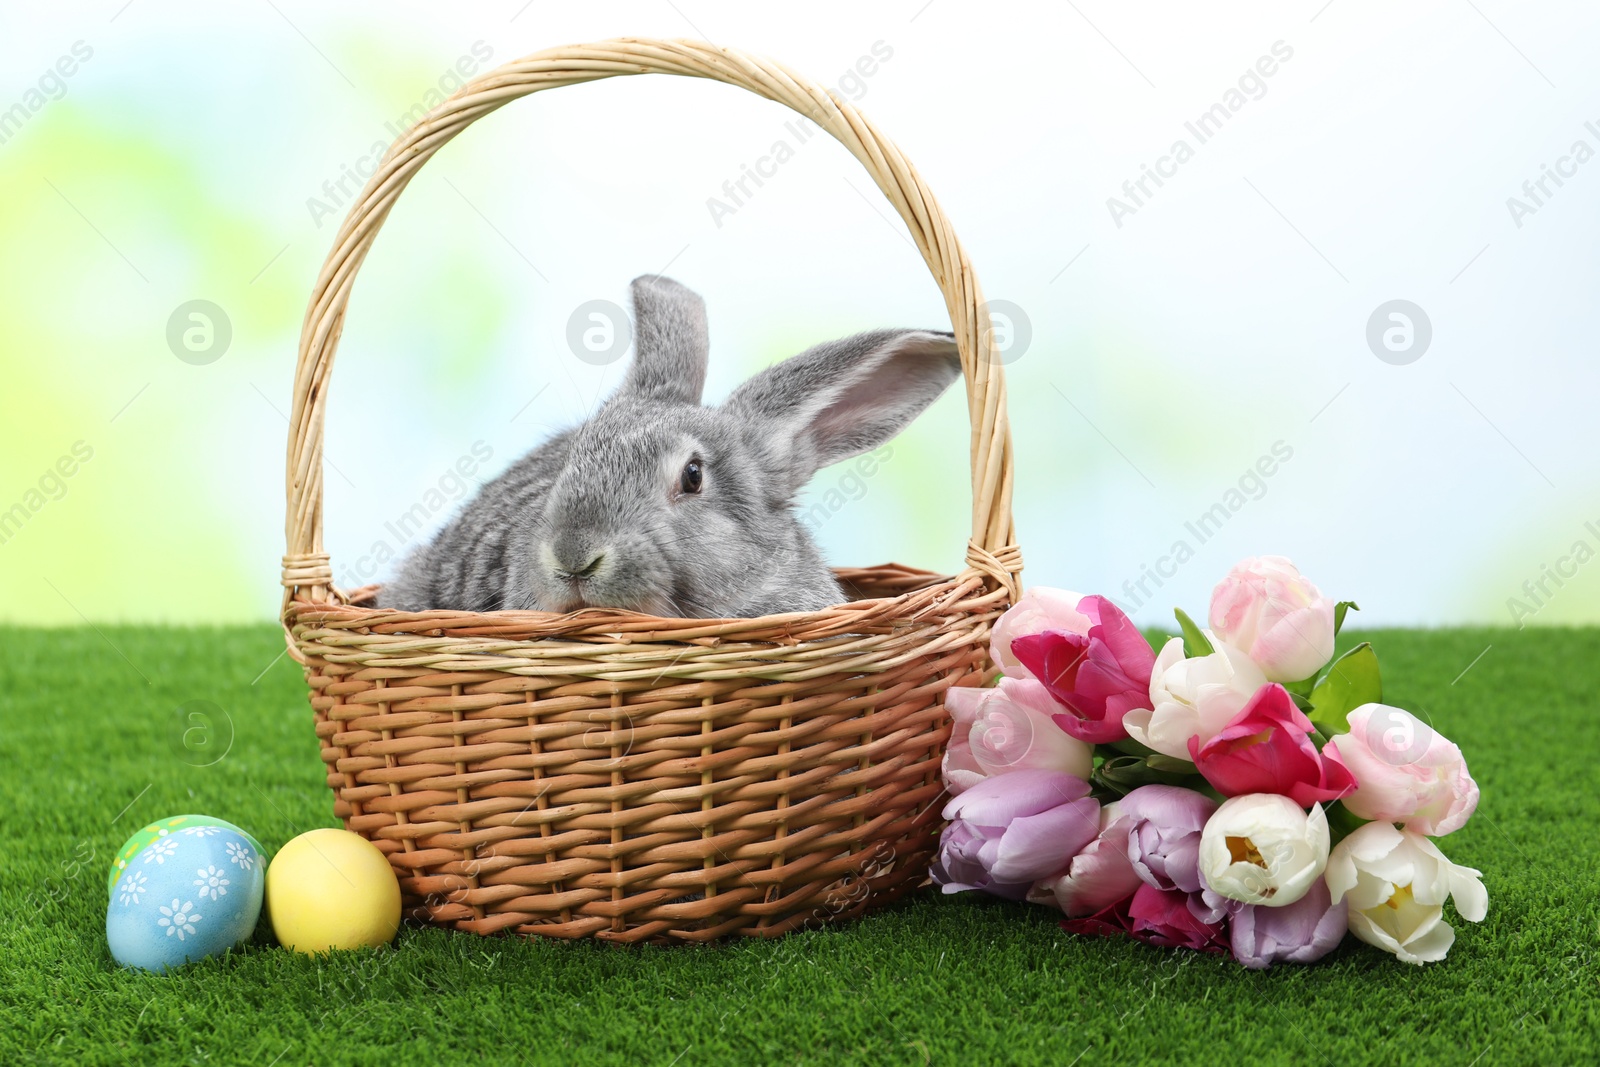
<box><xmin>679</xmin><ymin>460</ymin><xmax>703</xmax><ymax>495</ymax></box>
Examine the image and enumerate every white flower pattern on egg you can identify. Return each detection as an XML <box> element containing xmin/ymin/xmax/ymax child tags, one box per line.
<box><xmin>158</xmin><ymin>899</ymin><xmax>201</xmax><ymax>941</ymax></box>
<box><xmin>224</xmin><ymin>841</ymin><xmax>255</xmax><ymax>870</ymax></box>
<box><xmin>142</xmin><ymin>837</ymin><xmax>180</xmax><ymax>865</ymax></box>
<box><xmin>181</xmin><ymin>826</ymin><xmax>222</xmax><ymax>838</ymax></box>
<box><xmin>117</xmin><ymin>869</ymin><xmax>148</xmax><ymax>906</ymax></box>
<box><xmin>193</xmin><ymin>865</ymin><xmax>230</xmax><ymax>901</ymax></box>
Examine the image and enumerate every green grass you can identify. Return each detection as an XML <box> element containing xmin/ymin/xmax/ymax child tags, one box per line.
<box><xmin>0</xmin><ymin>625</ymin><xmax>1596</xmax><ymax>1066</ymax></box>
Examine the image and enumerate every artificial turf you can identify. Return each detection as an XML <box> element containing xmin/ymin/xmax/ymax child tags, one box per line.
<box><xmin>0</xmin><ymin>624</ymin><xmax>1595</xmax><ymax>1066</ymax></box>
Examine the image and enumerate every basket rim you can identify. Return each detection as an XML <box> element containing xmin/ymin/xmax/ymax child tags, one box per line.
<box><xmin>284</xmin><ymin>562</ymin><xmax>1011</xmax><ymax>657</ymax></box>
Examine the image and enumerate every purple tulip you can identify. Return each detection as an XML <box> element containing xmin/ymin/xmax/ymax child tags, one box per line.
<box><xmin>1118</xmin><ymin>784</ymin><xmax>1218</xmax><ymax>894</ymax></box>
<box><xmin>931</xmin><ymin>770</ymin><xmax>1101</xmax><ymax>900</ymax></box>
<box><xmin>1229</xmin><ymin>875</ymin><xmax>1348</xmax><ymax>969</ymax></box>
<box><xmin>1030</xmin><ymin>800</ymin><xmax>1145</xmax><ymax>918</ymax></box>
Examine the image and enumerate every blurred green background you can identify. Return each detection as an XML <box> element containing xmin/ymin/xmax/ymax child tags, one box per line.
<box><xmin>2</xmin><ymin>1</ymin><xmax>1596</xmax><ymax>626</ymax></box>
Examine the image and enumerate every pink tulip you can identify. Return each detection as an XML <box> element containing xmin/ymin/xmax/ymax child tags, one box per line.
<box><xmin>990</xmin><ymin>587</ymin><xmax>1092</xmax><ymax>678</ymax></box>
<box><xmin>1209</xmin><ymin>556</ymin><xmax>1336</xmax><ymax>683</ymax></box>
<box><xmin>1187</xmin><ymin>684</ymin><xmax>1357</xmax><ymax>806</ymax></box>
<box><xmin>1330</xmin><ymin>704</ymin><xmax>1480</xmax><ymax>836</ymax></box>
<box><xmin>931</xmin><ymin>770</ymin><xmax>1101</xmax><ymax>899</ymax></box>
<box><xmin>1009</xmin><ymin>595</ymin><xmax>1156</xmax><ymax>745</ymax></box>
<box><xmin>942</xmin><ymin>678</ymin><xmax>1093</xmax><ymax>796</ymax></box>
<box><xmin>1029</xmin><ymin>801</ymin><xmax>1144</xmax><ymax>918</ymax></box>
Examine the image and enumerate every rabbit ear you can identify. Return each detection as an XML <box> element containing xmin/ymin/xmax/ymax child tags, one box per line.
<box><xmin>621</xmin><ymin>275</ymin><xmax>708</xmax><ymax>404</ymax></box>
<box><xmin>725</xmin><ymin>329</ymin><xmax>962</xmax><ymax>492</ymax></box>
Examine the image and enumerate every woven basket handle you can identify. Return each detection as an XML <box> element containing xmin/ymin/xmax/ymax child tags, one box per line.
<box><xmin>282</xmin><ymin>37</ymin><xmax>1020</xmax><ymax>607</ymax></box>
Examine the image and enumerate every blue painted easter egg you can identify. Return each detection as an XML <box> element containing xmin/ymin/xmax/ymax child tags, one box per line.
<box><xmin>107</xmin><ymin>814</ymin><xmax>265</xmax><ymax>898</ymax></box>
<box><xmin>106</xmin><ymin>826</ymin><xmax>265</xmax><ymax>972</ymax></box>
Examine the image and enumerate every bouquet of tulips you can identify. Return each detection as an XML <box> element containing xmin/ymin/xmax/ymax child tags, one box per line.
<box><xmin>932</xmin><ymin>556</ymin><xmax>1486</xmax><ymax>968</ymax></box>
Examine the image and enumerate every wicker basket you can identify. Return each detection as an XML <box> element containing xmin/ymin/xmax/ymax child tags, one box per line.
<box><xmin>280</xmin><ymin>37</ymin><xmax>1021</xmax><ymax>943</ymax></box>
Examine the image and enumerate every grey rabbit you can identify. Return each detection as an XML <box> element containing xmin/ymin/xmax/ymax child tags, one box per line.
<box><xmin>376</xmin><ymin>275</ymin><xmax>962</xmax><ymax>618</ymax></box>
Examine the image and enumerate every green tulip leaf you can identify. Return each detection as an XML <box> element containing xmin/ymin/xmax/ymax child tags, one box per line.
<box><xmin>1146</xmin><ymin>753</ymin><xmax>1198</xmax><ymax>775</ymax></box>
<box><xmin>1106</xmin><ymin>736</ymin><xmax>1157</xmax><ymax>758</ymax></box>
<box><xmin>1308</xmin><ymin>642</ymin><xmax>1382</xmax><ymax>736</ymax></box>
<box><xmin>1325</xmin><ymin>801</ymin><xmax>1371</xmax><ymax>847</ymax></box>
<box><xmin>1174</xmin><ymin>608</ymin><xmax>1214</xmax><ymax>658</ymax></box>
<box><xmin>1090</xmin><ymin>753</ymin><xmax>1204</xmax><ymax>797</ymax></box>
<box><xmin>1283</xmin><ymin>674</ymin><xmax>1318</xmax><ymax>699</ymax></box>
<box><xmin>1334</xmin><ymin>601</ymin><xmax>1359</xmax><ymax>635</ymax></box>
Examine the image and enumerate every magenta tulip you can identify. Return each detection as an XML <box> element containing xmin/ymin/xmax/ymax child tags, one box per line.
<box><xmin>990</xmin><ymin>587</ymin><xmax>1093</xmax><ymax>678</ymax></box>
<box><xmin>1062</xmin><ymin>885</ymin><xmax>1228</xmax><ymax>954</ymax></box>
<box><xmin>1187</xmin><ymin>684</ymin><xmax>1357</xmax><ymax>806</ymax></box>
<box><xmin>1128</xmin><ymin>884</ymin><xmax>1229</xmax><ymax>953</ymax></box>
<box><xmin>1060</xmin><ymin>895</ymin><xmax>1137</xmax><ymax>941</ymax></box>
<box><xmin>1009</xmin><ymin>595</ymin><xmax>1156</xmax><ymax>745</ymax></box>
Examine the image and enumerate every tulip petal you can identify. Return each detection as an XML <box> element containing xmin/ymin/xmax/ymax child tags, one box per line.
<box><xmin>990</xmin><ymin>799</ymin><xmax>1101</xmax><ymax>883</ymax></box>
<box><xmin>1050</xmin><ymin>836</ymin><xmax>1145</xmax><ymax>917</ymax></box>
<box><xmin>1060</xmin><ymin>895</ymin><xmax>1136</xmax><ymax>940</ymax></box>
<box><xmin>943</xmin><ymin>769</ymin><xmax>1088</xmax><ymax>825</ymax></box>
<box><xmin>1395</xmin><ymin>918</ymin><xmax>1455</xmax><ymax>964</ymax></box>
<box><xmin>1127</xmin><ymin>884</ymin><xmax>1229</xmax><ymax>953</ymax></box>
<box><xmin>1118</xmin><ymin>784</ymin><xmax>1217</xmax><ymax>832</ymax></box>
<box><xmin>1447</xmin><ymin>864</ymin><xmax>1488</xmax><ymax>923</ymax></box>
<box><xmin>1230</xmin><ymin>877</ymin><xmax>1348</xmax><ymax>969</ymax></box>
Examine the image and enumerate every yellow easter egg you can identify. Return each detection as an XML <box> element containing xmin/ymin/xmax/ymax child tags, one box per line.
<box><xmin>266</xmin><ymin>829</ymin><xmax>400</xmax><ymax>953</ymax></box>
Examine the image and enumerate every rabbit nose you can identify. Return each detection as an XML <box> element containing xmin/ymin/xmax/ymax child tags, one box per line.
<box><xmin>549</xmin><ymin>538</ymin><xmax>607</xmax><ymax>581</ymax></box>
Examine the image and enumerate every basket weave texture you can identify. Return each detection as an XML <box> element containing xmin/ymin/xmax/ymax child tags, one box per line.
<box><xmin>280</xmin><ymin>37</ymin><xmax>1021</xmax><ymax>942</ymax></box>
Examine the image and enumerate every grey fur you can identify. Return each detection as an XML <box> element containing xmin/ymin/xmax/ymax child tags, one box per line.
<box><xmin>377</xmin><ymin>275</ymin><xmax>961</xmax><ymax>618</ymax></box>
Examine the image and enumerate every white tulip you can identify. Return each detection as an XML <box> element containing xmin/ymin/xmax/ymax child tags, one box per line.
<box><xmin>1325</xmin><ymin>822</ymin><xmax>1487</xmax><ymax>965</ymax></box>
<box><xmin>1123</xmin><ymin>636</ymin><xmax>1269</xmax><ymax>760</ymax></box>
<box><xmin>1198</xmin><ymin>794</ymin><xmax>1329</xmax><ymax>908</ymax></box>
